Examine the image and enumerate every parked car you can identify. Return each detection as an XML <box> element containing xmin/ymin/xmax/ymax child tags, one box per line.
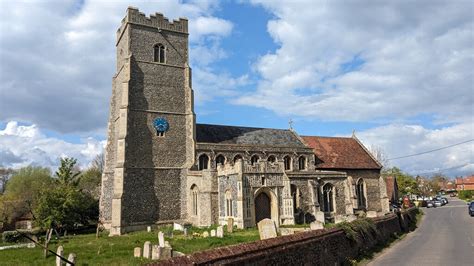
<box><xmin>434</xmin><ymin>200</ymin><xmax>443</xmax><ymax>207</ymax></box>
<box><xmin>442</xmin><ymin>197</ymin><xmax>449</xmax><ymax>204</ymax></box>
<box><xmin>468</xmin><ymin>202</ymin><xmax>474</xmax><ymax>217</ymax></box>
<box><xmin>427</xmin><ymin>201</ymin><xmax>435</xmax><ymax>208</ymax></box>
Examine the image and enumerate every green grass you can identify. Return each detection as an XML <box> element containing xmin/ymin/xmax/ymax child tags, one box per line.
<box><xmin>0</xmin><ymin>227</ymin><xmax>259</xmax><ymax>265</ymax></box>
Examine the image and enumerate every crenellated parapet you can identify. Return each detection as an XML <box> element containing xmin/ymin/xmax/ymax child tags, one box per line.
<box><xmin>119</xmin><ymin>6</ymin><xmax>188</xmax><ymax>35</ymax></box>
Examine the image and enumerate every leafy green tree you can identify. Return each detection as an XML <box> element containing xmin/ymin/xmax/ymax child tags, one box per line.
<box><xmin>35</xmin><ymin>185</ymin><xmax>98</xmax><ymax>230</ymax></box>
<box><xmin>78</xmin><ymin>167</ymin><xmax>102</xmax><ymax>200</ymax></box>
<box><xmin>55</xmin><ymin>157</ymin><xmax>80</xmax><ymax>186</ymax></box>
<box><xmin>383</xmin><ymin>167</ymin><xmax>418</xmax><ymax>196</ymax></box>
<box><xmin>1</xmin><ymin>166</ymin><xmax>53</xmax><ymax>223</ymax></box>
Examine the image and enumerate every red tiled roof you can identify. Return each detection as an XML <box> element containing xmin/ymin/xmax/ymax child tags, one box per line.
<box><xmin>302</xmin><ymin>136</ymin><xmax>382</xmax><ymax>169</ymax></box>
<box><xmin>385</xmin><ymin>176</ymin><xmax>395</xmax><ymax>199</ymax></box>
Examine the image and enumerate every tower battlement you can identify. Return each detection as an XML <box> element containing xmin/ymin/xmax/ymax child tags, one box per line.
<box><xmin>119</xmin><ymin>7</ymin><xmax>188</xmax><ymax>35</ymax></box>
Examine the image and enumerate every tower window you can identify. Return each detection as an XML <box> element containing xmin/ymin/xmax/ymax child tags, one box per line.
<box><xmin>267</xmin><ymin>155</ymin><xmax>276</xmax><ymax>163</ymax></box>
<box><xmin>154</xmin><ymin>44</ymin><xmax>165</xmax><ymax>63</ymax></box>
<box><xmin>233</xmin><ymin>154</ymin><xmax>243</xmax><ymax>163</ymax></box>
<box><xmin>198</xmin><ymin>154</ymin><xmax>209</xmax><ymax>170</ymax></box>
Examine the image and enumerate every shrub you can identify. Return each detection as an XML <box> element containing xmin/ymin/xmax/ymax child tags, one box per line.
<box><xmin>458</xmin><ymin>190</ymin><xmax>473</xmax><ymax>201</ymax></box>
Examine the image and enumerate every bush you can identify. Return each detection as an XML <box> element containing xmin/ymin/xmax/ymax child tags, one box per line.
<box><xmin>2</xmin><ymin>230</ymin><xmax>21</xmax><ymax>243</ymax></box>
<box><xmin>458</xmin><ymin>190</ymin><xmax>473</xmax><ymax>201</ymax></box>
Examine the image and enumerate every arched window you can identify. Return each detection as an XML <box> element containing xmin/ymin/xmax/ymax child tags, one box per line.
<box><xmin>298</xmin><ymin>156</ymin><xmax>306</xmax><ymax>170</ymax></box>
<box><xmin>225</xmin><ymin>190</ymin><xmax>233</xmax><ymax>217</ymax></box>
<box><xmin>284</xmin><ymin>156</ymin><xmax>292</xmax><ymax>170</ymax></box>
<box><xmin>191</xmin><ymin>184</ymin><xmax>198</xmax><ymax>216</ymax></box>
<box><xmin>267</xmin><ymin>155</ymin><xmax>276</xmax><ymax>163</ymax></box>
<box><xmin>198</xmin><ymin>154</ymin><xmax>209</xmax><ymax>170</ymax></box>
<box><xmin>322</xmin><ymin>183</ymin><xmax>334</xmax><ymax>212</ymax></box>
<box><xmin>154</xmin><ymin>44</ymin><xmax>165</xmax><ymax>63</ymax></box>
<box><xmin>251</xmin><ymin>155</ymin><xmax>259</xmax><ymax>165</ymax></box>
<box><xmin>356</xmin><ymin>179</ymin><xmax>367</xmax><ymax>208</ymax></box>
<box><xmin>215</xmin><ymin>154</ymin><xmax>226</xmax><ymax>167</ymax></box>
<box><xmin>233</xmin><ymin>154</ymin><xmax>243</xmax><ymax>163</ymax></box>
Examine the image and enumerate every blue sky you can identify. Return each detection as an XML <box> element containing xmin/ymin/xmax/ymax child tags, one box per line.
<box><xmin>0</xmin><ymin>0</ymin><xmax>473</xmax><ymax>177</ymax></box>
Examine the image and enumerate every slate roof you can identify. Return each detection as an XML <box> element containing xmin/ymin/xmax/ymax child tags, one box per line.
<box><xmin>301</xmin><ymin>136</ymin><xmax>381</xmax><ymax>169</ymax></box>
<box><xmin>196</xmin><ymin>124</ymin><xmax>306</xmax><ymax>147</ymax></box>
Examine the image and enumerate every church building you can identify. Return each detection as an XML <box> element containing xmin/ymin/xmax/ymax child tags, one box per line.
<box><xmin>99</xmin><ymin>8</ymin><xmax>389</xmax><ymax>235</ymax></box>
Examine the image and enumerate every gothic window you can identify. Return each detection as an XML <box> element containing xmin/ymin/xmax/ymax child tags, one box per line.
<box><xmin>198</xmin><ymin>154</ymin><xmax>209</xmax><ymax>170</ymax></box>
<box><xmin>233</xmin><ymin>154</ymin><xmax>243</xmax><ymax>163</ymax></box>
<box><xmin>191</xmin><ymin>184</ymin><xmax>198</xmax><ymax>216</ymax></box>
<box><xmin>298</xmin><ymin>156</ymin><xmax>306</xmax><ymax>170</ymax></box>
<box><xmin>215</xmin><ymin>154</ymin><xmax>226</xmax><ymax>167</ymax></box>
<box><xmin>267</xmin><ymin>155</ymin><xmax>276</xmax><ymax>163</ymax></box>
<box><xmin>154</xmin><ymin>44</ymin><xmax>165</xmax><ymax>63</ymax></box>
<box><xmin>356</xmin><ymin>179</ymin><xmax>367</xmax><ymax>208</ymax></box>
<box><xmin>284</xmin><ymin>156</ymin><xmax>292</xmax><ymax>170</ymax></box>
<box><xmin>225</xmin><ymin>190</ymin><xmax>233</xmax><ymax>216</ymax></box>
<box><xmin>251</xmin><ymin>155</ymin><xmax>259</xmax><ymax>165</ymax></box>
<box><xmin>322</xmin><ymin>183</ymin><xmax>334</xmax><ymax>212</ymax></box>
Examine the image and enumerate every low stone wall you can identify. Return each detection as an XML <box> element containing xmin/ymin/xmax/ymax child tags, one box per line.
<box><xmin>155</xmin><ymin>209</ymin><xmax>418</xmax><ymax>265</ymax></box>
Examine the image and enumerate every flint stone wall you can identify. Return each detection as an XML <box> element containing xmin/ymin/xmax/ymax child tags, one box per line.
<box><xmin>156</xmin><ymin>209</ymin><xmax>418</xmax><ymax>265</ymax></box>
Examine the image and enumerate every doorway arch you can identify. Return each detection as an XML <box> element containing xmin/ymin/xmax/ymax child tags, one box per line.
<box><xmin>254</xmin><ymin>187</ymin><xmax>279</xmax><ymax>225</ymax></box>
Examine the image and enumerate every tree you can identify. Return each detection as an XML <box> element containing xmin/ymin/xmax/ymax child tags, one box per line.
<box><xmin>382</xmin><ymin>167</ymin><xmax>418</xmax><ymax>196</ymax></box>
<box><xmin>55</xmin><ymin>157</ymin><xmax>80</xmax><ymax>186</ymax></box>
<box><xmin>0</xmin><ymin>166</ymin><xmax>53</xmax><ymax>224</ymax></box>
<box><xmin>78</xmin><ymin>167</ymin><xmax>102</xmax><ymax>200</ymax></box>
<box><xmin>368</xmin><ymin>145</ymin><xmax>389</xmax><ymax>169</ymax></box>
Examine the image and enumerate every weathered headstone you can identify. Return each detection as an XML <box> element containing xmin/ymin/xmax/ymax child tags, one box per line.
<box><xmin>183</xmin><ymin>228</ymin><xmax>188</xmax><ymax>237</ymax></box>
<box><xmin>173</xmin><ymin>222</ymin><xmax>184</xmax><ymax>231</ymax></box>
<box><xmin>210</xmin><ymin>229</ymin><xmax>216</xmax><ymax>237</ymax></box>
<box><xmin>257</xmin><ymin>218</ymin><xmax>277</xmax><ymax>240</ymax></box>
<box><xmin>279</xmin><ymin>228</ymin><xmax>294</xmax><ymax>236</ymax></box>
<box><xmin>158</xmin><ymin>231</ymin><xmax>165</xmax><ymax>247</ymax></box>
<box><xmin>172</xmin><ymin>250</ymin><xmax>185</xmax><ymax>257</ymax></box>
<box><xmin>66</xmin><ymin>253</ymin><xmax>76</xmax><ymax>266</ymax></box>
<box><xmin>216</xmin><ymin>226</ymin><xmax>224</xmax><ymax>238</ymax></box>
<box><xmin>367</xmin><ymin>211</ymin><xmax>377</xmax><ymax>218</ymax></box>
<box><xmin>133</xmin><ymin>247</ymin><xmax>142</xmax><ymax>258</ymax></box>
<box><xmin>310</xmin><ymin>221</ymin><xmax>324</xmax><ymax>230</ymax></box>
<box><xmin>56</xmin><ymin>246</ymin><xmax>63</xmax><ymax>266</ymax></box>
<box><xmin>159</xmin><ymin>246</ymin><xmax>172</xmax><ymax>260</ymax></box>
<box><xmin>147</xmin><ymin>226</ymin><xmax>152</xmax><ymax>232</ymax></box>
<box><xmin>143</xmin><ymin>241</ymin><xmax>151</xmax><ymax>259</ymax></box>
<box><xmin>227</xmin><ymin>217</ymin><xmax>234</xmax><ymax>233</ymax></box>
<box><xmin>315</xmin><ymin>212</ymin><xmax>325</xmax><ymax>223</ymax></box>
<box><xmin>151</xmin><ymin>245</ymin><xmax>159</xmax><ymax>260</ymax></box>
<box><xmin>202</xmin><ymin>231</ymin><xmax>209</xmax><ymax>238</ymax></box>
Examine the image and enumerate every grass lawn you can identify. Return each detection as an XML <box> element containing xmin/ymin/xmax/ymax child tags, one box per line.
<box><xmin>0</xmin><ymin>226</ymin><xmax>259</xmax><ymax>266</ymax></box>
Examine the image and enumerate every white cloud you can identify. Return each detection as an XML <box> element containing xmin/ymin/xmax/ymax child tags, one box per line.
<box><xmin>0</xmin><ymin>121</ymin><xmax>104</xmax><ymax>170</ymax></box>
<box><xmin>357</xmin><ymin>121</ymin><xmax>474</xmax><ymax>177</ymax></box>
<box><xmin>237</xmin><ymin>0</ymin><xmax>473</xmax><ymax>123</ymax></box>
<box><xmin>0</xmin><ymin>0</ymin><xmax>239</xmax><ymax>134</ymax></box>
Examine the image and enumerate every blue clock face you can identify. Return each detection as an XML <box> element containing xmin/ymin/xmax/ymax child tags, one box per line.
<box><xmin>153</xmin><ymin>117</ymin><xmax>169</xmax><ymax>132</ymax></box>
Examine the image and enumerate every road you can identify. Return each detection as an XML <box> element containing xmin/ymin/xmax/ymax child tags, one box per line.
<box><xmin>369</xmin><ymin>198</ymin><xmax>474</xmax><ymax>266</ymax></box>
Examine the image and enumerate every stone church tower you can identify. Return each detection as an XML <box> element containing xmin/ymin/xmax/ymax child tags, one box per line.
<box><xmin>99</xmin><ymin>7</ymin><xmax>195</xmax><ymax>235</ymax></box>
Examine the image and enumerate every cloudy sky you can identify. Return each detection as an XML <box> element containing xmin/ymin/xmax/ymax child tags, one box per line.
<box><xmin>0</xmin><ymin>0</ymin><xmax>473</xmax><ymax>177</ymax></box>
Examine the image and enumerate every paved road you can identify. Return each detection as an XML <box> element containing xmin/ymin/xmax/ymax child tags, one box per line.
<box><xmin>369</xmin><ymin>198</ymin><xmax>474</xmax><ymax>266</ymax></box>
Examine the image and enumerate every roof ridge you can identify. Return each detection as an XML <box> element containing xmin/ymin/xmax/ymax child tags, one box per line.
<box><xmin>196</xmin><ymin>123</ymin><xmax>290</xmax><ymax>131</ymax></box>
<box><xmin>302</xmin><ymin>135</ymin><xmax>353</xmax><ymax>139</ymax></box>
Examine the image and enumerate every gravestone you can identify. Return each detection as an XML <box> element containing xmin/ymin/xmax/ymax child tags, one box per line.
<box><xmin>159</xmin><ymin>246</ymin><xmax>172</xmax><ymax>260</ymax></box>
<box><xmin>310</xmin><ymin>221</ymin><xmax>324</xmax><ymax>230</ymax></box>
<box><xmin>334</xmin><ymin>215</ymin><xmax>345</xmax><ymax>224</ymax></box>
<box><xmin>66</xmin><ymin>253</ymin><xmax>76</xmax><ymax>266</ymax></box>
<box><xmin>210</xmin><ymin>229</ymin><xmax>216</xmax><ymax>237</ymax></box>
<box><xmin>257</xmin><ymin>218</ymin><xmax>277</xmax><ymax>240</ymax></box>
<box><xmin>315</xmin><ymin>212</ymin><xmax>325</xmax><ymax>223</ymax></box>
<box><xmin>56</xmin><ymin>246</ymin><xmax>63</xmax><ymax>266</ymax></box>
<box><xmin>279</xmin><ymin>228</ymin><xmax>294</xmax><ymax>236</ymax></box>
<box><xmin>151</xmin><ymin>245</ymin><xmax>159</xmax><ymax>260</ymax></box>
<box><xmin>143</xmin><ymin>241</ymin><xmax>151</xmax><ymax>259</ymax></box>
<box><xmin>158</xmin><ymin>231</ymin><xmax>165</xmax><ymax>247</ymax></box>
<box><xmin>133</xmin><ymin>247</ymin><xmax>141</xmax><ymax>257</ymax></box>
<box><xmin>216</xmin><ymin>226</ymin><xmax>224</xmax><ymax>238</ymax></box>
<box><xmin>202</xmin><ymin>231</ymin><xmax>209</xmax><ymax>238</ymax></box>
<box><xmin>367</xmin><ymin>211</ymin><xmax>377</xmax><ymax>218</ymax></box>
<box><xmin>227</xmin><ymin>217</ymin><xmax>234</xmax><ymax>233</ymax></box>
<box><xmin>173</xmin><ymin>223</ymin><xmax>184</xmax><ymax>231</ymax></box>
<box><xmin>183</xmin><ymin>228</ymin><xmax>188</xmax><ymax>237</ymax></box>
<box><xmin>147</xmin><ymin>226</ymin><xmax>152</xmax><ymax>232</ymax></box>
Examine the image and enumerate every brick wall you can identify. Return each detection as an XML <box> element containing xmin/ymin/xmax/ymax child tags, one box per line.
<box><xmin>155</xmin><ymin>209</ymin><xmax>418</xmax><ymax>265</ymax></box>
